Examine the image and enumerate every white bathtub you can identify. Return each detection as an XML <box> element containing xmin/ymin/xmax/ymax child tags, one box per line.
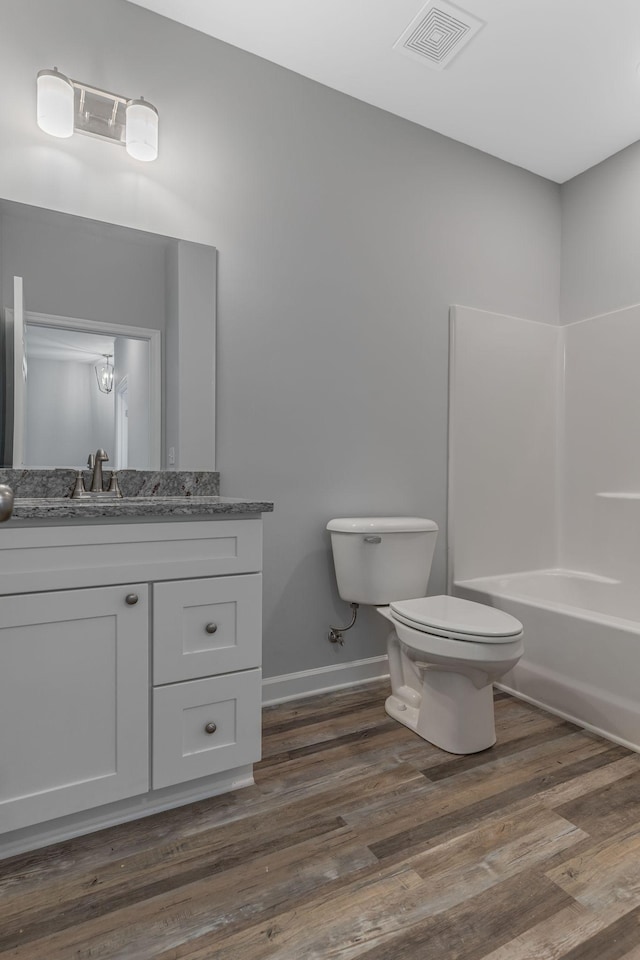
<box><xmin>455</xmin><ymin>568</ymin><xmax>640</xmax><ymax>752</ymax></box>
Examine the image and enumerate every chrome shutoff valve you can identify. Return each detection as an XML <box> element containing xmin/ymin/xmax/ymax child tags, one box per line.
<box><xmin>328</xmin><ymin>602</ymin><xmax>359</xmax><ymax>645</ymax></box>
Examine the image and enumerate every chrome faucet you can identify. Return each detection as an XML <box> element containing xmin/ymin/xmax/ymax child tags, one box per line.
<box><xmin>71</xmin><ymin>450</ymin><xmax>122</xmax><ymax>499</ymax></box>
<box><xmin>90</xmin><ymin>448</ymin><xmax>109</xmax><ymax>492</ymax></box>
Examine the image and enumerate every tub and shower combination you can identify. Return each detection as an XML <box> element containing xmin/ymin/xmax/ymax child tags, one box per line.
<box><xmin>455</xmin><ymin>568</ymin><xmax>640</xmax><ymax>752</ymax></box>
<box><xmin>449</xmin><ymin>304</ymin><xmax>640</xmax><ymax>756</ymax></box>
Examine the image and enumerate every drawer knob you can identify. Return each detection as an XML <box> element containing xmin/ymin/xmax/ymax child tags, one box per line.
<box><xmin>205</xmin><ymin>622</ymin><xmax>218</xmax><ymax>634</ymax></box>
<box><xmin>204</xmin><ymin>721</ymin><xmax>217</xmax><ymax>735</ymax></box>
<box><xmin>125</xmin><ymin>593</ymin><xmax>139</xmax><ymax>606</ymax></box>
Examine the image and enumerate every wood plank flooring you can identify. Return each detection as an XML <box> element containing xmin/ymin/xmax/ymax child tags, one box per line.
<box><xmin>2</xmin><ymin>682</ymin><xmax>640</xmax><ymax>959</ymax></box>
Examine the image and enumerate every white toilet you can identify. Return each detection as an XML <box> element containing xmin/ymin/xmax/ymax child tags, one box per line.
<box><xmin>327</xmin><ymin>517</ymin><xmax>523</xmax><ymax>754</ymax></box>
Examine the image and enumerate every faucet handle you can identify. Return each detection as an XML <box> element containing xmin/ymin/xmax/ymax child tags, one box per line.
<box><xmin>71</xmin><ymin>471</ymin><xmax>87</xmax><ymax>499</ymax></box>
<box><xmin>108</xmin><ymin>472</ymin><xmax>123</xmax><ymax>498</ymax></box>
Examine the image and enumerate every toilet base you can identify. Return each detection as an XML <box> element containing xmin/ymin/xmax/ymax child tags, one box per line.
<box><xmin>385</xmin><ymin>694</ymin><xmax>421</xmax><ymax>738</ymax></box>
<box><xmin>385</xmin><ymin>669</ymin><xmax>497</xmax><ymax>755</ymax></box>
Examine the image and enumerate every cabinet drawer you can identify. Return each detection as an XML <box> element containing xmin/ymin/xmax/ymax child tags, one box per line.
<box><xmin>152</xmin><ymin>669</ymin><xmax>262</xmax><ymax>789</ymax></box>
<box><xmin>153</xmin><ymin>574</ymin><xmax>261</xmax><ymax>683</ymax></box>
<box><xmin>0</xmin><ymin>519</ymin><xmax>262</xmax><ymax>595</ymax></box>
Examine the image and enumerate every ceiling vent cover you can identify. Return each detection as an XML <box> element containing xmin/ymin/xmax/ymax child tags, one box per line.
<box><xmin>394</xmin><ymin>0</ymin><xmax>485</xmax><ymax>70</ymax></box>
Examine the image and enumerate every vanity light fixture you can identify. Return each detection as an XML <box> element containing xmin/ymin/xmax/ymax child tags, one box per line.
<box><xmin>36</xmin><ymin>68</ymin><xmax>74</xmax><ymax>138</ymax></box>
<box><xmin>95</xmin><ymin>354</ymin><xmax>114</xmax><ymax>394</ymax></box>
<box><xmin>125</xmin><ymin>98</ymin><xmax>159</xmax><ymax>162</ymax></box>
<box><xmin>36</xmin><ymin>68</ymin><xmax>159</xmax><ymax>162</ymax></box>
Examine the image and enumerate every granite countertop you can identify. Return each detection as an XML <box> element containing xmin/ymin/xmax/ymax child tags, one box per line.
<box><xmin>9</xmin><ymin>496</ymin><xmax>274</xmax><ymax>520</ymax></box>
<box><xmin>0</xmin><ymin>469</ymin><xmax>273</xmax><ymax>521</ymax></box>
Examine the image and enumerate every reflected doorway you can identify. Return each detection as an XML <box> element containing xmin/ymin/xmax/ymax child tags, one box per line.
<box><xmin>11</xmin><ymin>311</ymin><xmax>160</xmax><ymax>469</ymax></box>
<box><xmin>116</xmin><ymin>377</ymin><xmax>129</xmax><ymax>470</ymax></box>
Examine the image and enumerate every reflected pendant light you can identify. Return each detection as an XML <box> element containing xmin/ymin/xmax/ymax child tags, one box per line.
<box><xmin>95</xmin><ymin>354</ymin><xmax>114</xmax><ymax>394</ymax></box>
<box><xmin>125</xmin><ymin>98</ymin><xmax>159</xmax><ymax>162</ymax></box>
<box><xmin>36</xmin><ymin>68</ymin><xmax>74</xmax><ymax>138</ymax></box>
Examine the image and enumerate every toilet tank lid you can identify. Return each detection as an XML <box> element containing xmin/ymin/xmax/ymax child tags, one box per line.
<box><xmin>326</xmin><ymin>517</ymin><xmax>438</xmax><ymax>534</ymax></box>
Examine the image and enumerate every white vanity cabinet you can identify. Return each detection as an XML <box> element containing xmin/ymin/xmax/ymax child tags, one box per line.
<box><xmin>0</xmin><ymin>516</ymin><xmax>264</xmax><ymax>856</ymax></box>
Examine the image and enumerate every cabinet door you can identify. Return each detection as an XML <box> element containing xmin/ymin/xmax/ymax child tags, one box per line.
<box><xmin>153</xmin><ymin>669</ymin><xmax>261</xmax><ymax>789</ymax></box>
<box><xmin>0</xmin><ymin>585</ymin><xmax>149</xmax><ymax>834</ymax></box>
<box><xmin>153</xmin><ymin>574</ymin><xmax>262</xmax><ymax>683</ymax></box>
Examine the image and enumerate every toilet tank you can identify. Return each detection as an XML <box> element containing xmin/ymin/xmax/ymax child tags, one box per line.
<box><xmin>327</xmin><ymin>517</ymin><xmax>438</xmax><ymax>605</ymax></box>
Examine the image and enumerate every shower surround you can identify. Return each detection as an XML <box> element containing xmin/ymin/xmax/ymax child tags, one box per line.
<box><xmin>449</xmin><ymin>304</ymin><xmax>640</xmax><ymax>751</ymax></box>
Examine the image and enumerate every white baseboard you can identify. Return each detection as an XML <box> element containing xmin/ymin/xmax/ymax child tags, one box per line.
<box><xmin>262</xmin><ymin>655</ymin><xmax>389</xmax><ymax>706</ymax></box>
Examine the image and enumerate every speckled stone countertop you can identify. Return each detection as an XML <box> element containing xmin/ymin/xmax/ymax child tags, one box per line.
<box><xmin>0</xmin><ymin>468</ymin><xmax>221</xmax><ymax>499</ymax></box>
<box><xmin>0</xmin><ymin>470</ymin><xmax>273</xmax><ymax>521</ymax></box>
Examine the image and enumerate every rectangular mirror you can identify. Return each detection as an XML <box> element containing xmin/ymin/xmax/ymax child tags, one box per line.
<box><xmin>0</xmin><ymin>199</ymin><xmax>217</xmax><ymax>471</ymax></box>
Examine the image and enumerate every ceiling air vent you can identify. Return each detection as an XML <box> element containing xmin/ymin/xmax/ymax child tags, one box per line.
<box><xmin>394</xmin><ymin>0</ymin><xmax>485</xmax><ymax>70</ymax></box>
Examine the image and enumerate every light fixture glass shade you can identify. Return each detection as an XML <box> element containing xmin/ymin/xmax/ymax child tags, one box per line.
<box><xmin>125</xmin><ymin>98</ymin><xmax>158</xmax><ymax>161</ymax></box>
<box><xmin>95</xmin><ymin>355</ymin><xmax>114</xmax><ymax>394</ymax></box>
<box><xmin>36</xmin><ymin>68</ymin><xmax>74</xmax><ymax>138</ymax></box>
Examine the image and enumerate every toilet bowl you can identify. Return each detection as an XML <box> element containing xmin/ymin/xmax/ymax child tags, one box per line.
<box><xmin>380</xmin><ymin>596</ymin><xmax>523</xmax><ymax>754</ymax></box>
<box><xmin>327</xmin><ymin>517</ymin><xmax>524</xmax><ymax>755</ymax></box>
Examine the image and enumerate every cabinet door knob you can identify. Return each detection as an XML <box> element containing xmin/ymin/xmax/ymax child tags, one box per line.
<box><xmin>205</xmin><ymin>622</ymin><xmax>218</xmax><ymax>634</ymax></box>
<box><xmin>204</xmin><ymin>722</ymin><xmax>217</xmax><ymax>735</ymax></box>
<box><xmin>125</xmin><ymin>593</ymin><xmax>139</xmax><ymax>606</ymax></box>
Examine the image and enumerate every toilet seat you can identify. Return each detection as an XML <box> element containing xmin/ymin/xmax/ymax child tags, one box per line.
<box><xmin>390</xmin><ymin>595</ymin><xmax>523</xmax><ymax>643</ymax></box>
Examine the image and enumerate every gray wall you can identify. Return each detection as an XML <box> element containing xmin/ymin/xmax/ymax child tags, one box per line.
<box><xmin>561</xmin><ymin>140</ymin><xmax>640</xmax><ymax>323</ymax></box>
<box><xmin>0</xmin><ymin>202</ymin><xmax>167</xmax><ymax>329</ymax></box>
<box><xmin>25</xmin><ymin>358</ymin><xmax>98</xmax><ymax>466</ymax></box>
<box><xmin>0</xmin><ymin>0</ymin><xmax>561</xmax><ymax>677</ymax></box>
<box><xmin>165</xmin><ymin>241</ymin><xmax>216</xmax><ymax>470</ymax></box>
<box><xmin>115</xmin><ymin>337</ymin><xmax>149</xmax><ymax>470</ymax></box>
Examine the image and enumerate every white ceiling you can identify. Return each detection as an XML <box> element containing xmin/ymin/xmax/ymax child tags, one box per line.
<box><xmin>126</xmin><ymin>0</ymin><xmax>640</xmax><ymax>183</ymax></box>
<box><xmin>26</xmin><ymin>327</ymin><xmax>114</xmax><ymax>363</ymax></box>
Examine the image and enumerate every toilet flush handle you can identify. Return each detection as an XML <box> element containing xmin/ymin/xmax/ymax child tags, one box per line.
<box><xmin>363</xmin><ymin>536</ymin><xmax>381</xmax><ymax>543</ymax></box>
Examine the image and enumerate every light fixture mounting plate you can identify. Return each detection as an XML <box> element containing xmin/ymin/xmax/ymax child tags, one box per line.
<box><xmin>72</xmin><ymin>81</ymin><xmax>127</xmax><ymax>146</ymax></box>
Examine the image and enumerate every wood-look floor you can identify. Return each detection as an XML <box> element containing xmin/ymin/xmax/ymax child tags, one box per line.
<box><xmin>2</xmin><ymin>683</ymin><xmax>640</xmax><ymax>959</ymax></box>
